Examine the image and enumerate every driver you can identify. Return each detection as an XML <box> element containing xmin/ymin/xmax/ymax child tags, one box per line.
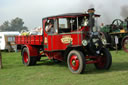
<box><xmin>45</xmin><ymin>21</ymin><xmax>54</xmax><ymax>33</ymax></box>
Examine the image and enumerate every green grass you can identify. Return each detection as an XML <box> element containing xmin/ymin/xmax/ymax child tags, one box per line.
<box><xmin>0</xmin><ymin>50</ymin><xmax>128</xmax><ymax>85</ymax></box>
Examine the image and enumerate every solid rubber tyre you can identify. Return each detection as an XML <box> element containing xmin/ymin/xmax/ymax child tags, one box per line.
<box><xmin>67</xmin><ymin>50</ymin><xmax>85</xmax><ymax>74</ymax></box>
<box><xmin>22</xmin><ymin>47</ymin><xmax>37</xmax><ymax>66</ymax></box>
<box><xmin>95</xmin><ymin>48</ymin><xmax>112</xmax><ymax>70</ymax></box>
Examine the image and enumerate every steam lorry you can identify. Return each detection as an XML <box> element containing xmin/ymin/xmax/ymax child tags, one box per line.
<box><xmin>15</xmin><ymin>9</ymin><xmax>112</xmax><ymax>74</ymax></box>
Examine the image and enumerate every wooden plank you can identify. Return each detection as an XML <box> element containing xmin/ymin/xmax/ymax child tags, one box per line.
<box><xmin>15</xmin><ymin>35</ymin><xmax>44</xmax><ymax>45</ymax></box>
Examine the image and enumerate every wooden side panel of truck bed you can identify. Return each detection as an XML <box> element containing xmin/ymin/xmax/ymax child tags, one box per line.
<box><xmin>15</xmin><ymin>35</ymin><xmax>43</xmax><ymax>45</ymax></box>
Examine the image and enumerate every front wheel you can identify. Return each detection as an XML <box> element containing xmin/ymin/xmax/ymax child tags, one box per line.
<box><xmin>67</xmin><ymin>50</ymin><xmax>85</xmax><ymax>74</ymax></box>
<box><xmin>22</xmin><ymin>47</ymin><xmax>37</xmax><ymax>66</ymax></box>
<box><xmin>95</xmin><ymin>48</ymin><xmax>112</xmax><ymax>70</ymax></box>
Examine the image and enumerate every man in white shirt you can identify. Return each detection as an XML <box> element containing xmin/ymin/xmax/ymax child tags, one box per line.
<box><xmin>45</xmin><ymin>21</ymin><xmax>54</xmax><ymax>33</ymax></box>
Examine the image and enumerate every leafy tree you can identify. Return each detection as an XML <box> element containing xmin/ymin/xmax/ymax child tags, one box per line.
<box><xmin>0</xmin><ymin>21</ymin><xmax>10</xmax><ymax>31</ymax></box>
<box><xmin>0</xmin><ymin>17</ymin><xmax>28</xmax><ymax>32</ymax></box>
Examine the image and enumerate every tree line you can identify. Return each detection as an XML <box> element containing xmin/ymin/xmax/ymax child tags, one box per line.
<box><xmin>0</xmin><ymin>17</ymin><xmax>28</xmax><ymax>32</ymax></box>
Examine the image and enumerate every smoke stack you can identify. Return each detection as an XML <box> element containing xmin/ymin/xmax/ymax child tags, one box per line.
<box><xmin>88</xmin><ymin>8</ymin><xmax>95</xmax><ymax>32</ymax></box>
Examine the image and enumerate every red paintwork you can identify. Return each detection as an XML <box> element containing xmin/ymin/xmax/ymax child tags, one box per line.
<box><xmin>70</xmin><ymin>55</ymin><xmax>79</xmax><ymax>71</ymax></box>
<box><xmin>25</xmin><ymin>45</ymin><xmax>39</xmax><ymax>57</ymax></box>
<box><xmin>86</xmin><ymin>56</ymin><xmax>97</xmax><ymax>59</ymax></box>
<box><xmin>15</xmin><ymin>13</ymin><xmax>101</xmax><ymax>65</ymax></box>
<box><xmin>86</xmin><ymin>56</ymin><xmax>100</xmax><ymax>64</ymax></box>
<box><xmin>46</xmin><ymin>14</ymin><xmax>100</xmax><ymax>19</ymax></box>
<box><xmin>23</xmin><ymin>51</ymin><xmax>28</xmax><ymax>63</ymax></box>
<box><xmin>86</xmin><ymin>61</ymin><xmax>98</xmax><ymax>64</ymax></box>
<box><xmin>39</xmin><ymin>51</ymin><xmax>44</xmax><ymax>56</ymax></box>
<box><xmin>78</xmin><ymin>26</ymin><xmax>89</xmax><ymax>31</ymax></box>
<box><xmin>44</xmin><ymin>33</ymin><xmax>83</xmax><ymax>51</ymax></box>
<box><xmin>15</xmin><ymin>35</ymin><xmax>43</xmax><ymax>45</ymax></box>
<box><xmin>95</xmin><ymin>56</ymin><xmax>106</xmax><ymax>68</ymax></box>
<box><xmin>45</xmin><ymin>52</ymin><xmax>63</xmax><ymax>61</ymax></box>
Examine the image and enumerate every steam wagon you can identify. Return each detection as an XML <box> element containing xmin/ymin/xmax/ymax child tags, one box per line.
<box><xmin>100</xmin><ymin>18</ymin><xmax>128</xmax><ymax>52</ymax></box>
<box><xmin>15</xmin><ymin>9</ymin><xmax>112</xmax><ymax>74</ymax></box>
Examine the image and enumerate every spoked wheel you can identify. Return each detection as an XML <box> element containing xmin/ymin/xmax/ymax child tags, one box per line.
<box><xmin>22</xmin><ymin>47</ymin><xmax>37</xmax><ymax>66</ymax></box>
<box><xmin>111</xmin><ymin>19</ymin><xmax>123</xmax><ymax>31</ymax></box>
<box><xmin>95</xmin><ymin>48</ymin><xmax>112</xmax><ymax>70</ymax></box>
<box><xmin>122</xmin><ymin>36</ymin><xmax>128</xmax><ymax>52</ymax></box>
<box><xmin>112</xmin><ymin>19</ymin><xmax>123</xmax><ymax>27</ymax></box>
<box><xmin>67</xmin><ymin>50</ymin><xmax>85</xmax><ymax>74</ymax></box>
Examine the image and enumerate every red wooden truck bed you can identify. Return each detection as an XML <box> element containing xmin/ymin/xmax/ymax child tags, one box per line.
<box><xmin>15</xmin><ymin>35</ymin><xmax>43</xmax><ymax>45</ymax></box>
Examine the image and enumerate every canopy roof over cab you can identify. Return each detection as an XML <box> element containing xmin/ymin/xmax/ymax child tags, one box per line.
<box><xmin>43</xmin><ymin>13</ymin><xmax>100</xmax><ymax>19</ymax></box>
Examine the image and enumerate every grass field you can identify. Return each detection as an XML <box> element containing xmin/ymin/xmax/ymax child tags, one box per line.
<box><xmin>0</xmin><ymin>50</ymin><xmax>128</xmax><ymax>85</ymax></box>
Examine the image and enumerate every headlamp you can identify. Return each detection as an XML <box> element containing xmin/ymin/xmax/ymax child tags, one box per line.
<box><xmin>82</xmin><ymin>40</ymin><xmax>88</xmax><ymax>46</ymax></box>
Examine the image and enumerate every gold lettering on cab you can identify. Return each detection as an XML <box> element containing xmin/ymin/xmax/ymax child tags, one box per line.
<box><xmin>61</xmin><ymin>35</ymin><xmax>73</xmax><ymax>44</ymax></box>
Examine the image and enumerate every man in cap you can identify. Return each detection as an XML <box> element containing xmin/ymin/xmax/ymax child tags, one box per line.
<box><xmin>87</xmin><ymin>8</ymin><xmax>95</xmax><ymax>32</ymax></box>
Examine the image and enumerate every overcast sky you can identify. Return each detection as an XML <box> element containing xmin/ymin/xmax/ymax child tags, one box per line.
<box><xmin>0</xmin><ymin>0</ymin><xmax>128</xmax><ymax>30</ymax></box>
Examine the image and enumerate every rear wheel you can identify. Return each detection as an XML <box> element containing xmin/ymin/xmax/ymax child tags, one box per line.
<box><xmin>122</xmin><ymin>36</ymin><xmax>128</xmax><ymax>52</ymax></box>
<box><xmin>67</xmin><ymin>50</ymin><xmax>85</xmax><ymax>74</ymax></box>
<box><xmin>95</xmin><ymin>48</ymin><xmax>112</xmax><ymax>70</ymax></box>
<box><xmin>22</xmin><ymin>47</ymin><xmax>37</xmax><ymax>66</ymax></box>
